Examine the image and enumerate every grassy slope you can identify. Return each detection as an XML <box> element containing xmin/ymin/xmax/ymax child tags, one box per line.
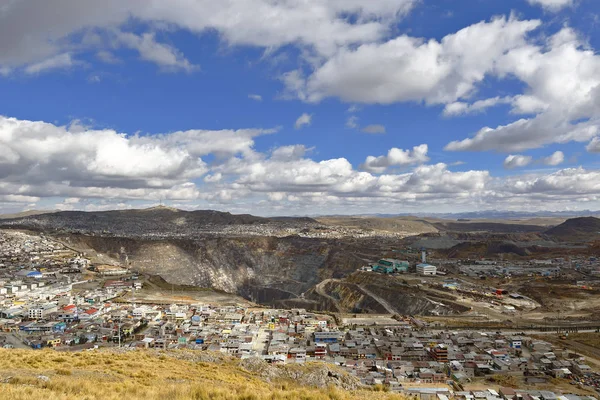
<box><xmin>0</xmin><ymin>349</ymin><xmax>403</xmax><ymax>400</ymax></box>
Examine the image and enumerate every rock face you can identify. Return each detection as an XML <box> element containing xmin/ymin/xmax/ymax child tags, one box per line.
<box><xmin>240</xmin><ymin>358</ymin><xmax>362</xmax><ymax>390</ymax></box>
<box><xmin>58</xmin><ymin>234</ymin><xmax>395</xmax><ymax>296</ymax></box>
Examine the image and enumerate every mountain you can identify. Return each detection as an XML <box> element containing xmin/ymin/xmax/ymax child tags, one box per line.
<box><xmin>320</xmin><ymin>210</ymin><xmax>600</xmax><ymax>220</ymax></box>
<box><xmin>0</xmin><ymin>207</ymin><xmax>317</xmax><ymax>237</ymax></box>
<box><xmin>0</xmin><ymin>209</ymin><xmax>55</xmax><ymax>219</ymax></box>
<box><xmin>545</xmin><ymin>217</ymin><xmax>600</xmax><ymax>241</ymax></box>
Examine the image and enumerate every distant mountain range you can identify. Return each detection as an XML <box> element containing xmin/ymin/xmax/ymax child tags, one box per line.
<box><xmin>322</xmin><ymin>210</ymin><xmax>600</xmax><ymax>220</ymax></box>
<box><xmin>1</xmin><ymin>207</ymin><xmax>599</xmax><ymax>222</ymax></box>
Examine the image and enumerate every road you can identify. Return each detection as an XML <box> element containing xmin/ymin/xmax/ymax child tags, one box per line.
<box><xmin>252</xmin><ymin>326</ymin><xmax>270</xmax><ymax>356</ymax></box>
<box><xmin>314</xmin><ymin>279</ymin><xmax>343</xmax><ymax>313</ymax></box>
<box><xmin>0</xmin><ymin>333</ymin><xmax>29</xmax><ymax>349</ymax></box>
<box><xmin>357</xmin><ymin>284</ymin><xmax>398</xmax><ymax>315</ymax></box>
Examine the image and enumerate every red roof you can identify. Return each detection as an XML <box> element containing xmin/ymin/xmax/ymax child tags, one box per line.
<box><xmin>62</xmin><ymin>304</ymin><xmax>77</xmax><ymax>311</ymax></box>
<box><xmin>84</xmin><ymin>308</ymin><xmax>99</xmax><ymax>315</ymax></box>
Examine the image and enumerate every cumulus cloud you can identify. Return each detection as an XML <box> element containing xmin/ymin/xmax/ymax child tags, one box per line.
<box><xmin>0</xmin><ymin>0</ymin><xmax>416</xmax><ymax>72</ymax></box>
<box><xmin>503</xmin><ymin>155</ymin><xmax>533</xmax><ymax>169</ymax></box>
<box><xmin>248</xmin><ymin>94</ymin><xmax>262</xmax><ymax>101</ymax></box>
<box><xmin>506</xmin><ymin>167</ymin><xmax>600</xmax><ymax>196</ymax></box>
<box><xmin>361</xmin><ymin>145</ymin><xmax>430</xmax><ymax>173</ymax></box>
<box><xmin>527</xmin><ymin>0</ymin><xmax>574</xmax><ymax>11</ymax></box>
<box><xmin>295</xmin><ymin>113</ymin><xmax>312</xmax><ymax>130</ymax></box>
<box><xmin>447</xmin><ymin>27</ymin><xmax>600</xmax><ymax>152</ymax></box>
<box><xmin>587</xmin><ymin>137</ymin><xmax>600</xmax><ymax>153</ymax></box>
<box><xmin>285</xmin><ymin>16</ymin><xmax>540</xmax><ymax>104</ymax></box>
<box><xmin>271</xmin><ymin>145</ymin><xmax>309</xmax><ymax>161</ymax></box>
<box><xmin>0</xmin><ymin>115</ymin><xmax>273</xmax><ymax>201</ymax></box>
<box><xmin>445</xmin><ymin>115</ymin><xmax>599</xmax><ymax>152</ymax></box>
<box><xmin>542</xmin><ymin>151</ymin><xmax>565</xmax><ymax>166</ymax></box>
<box><xmin>361</xmin><ymin>125</ymin><xmax>386</xmax><ymax>134</ymax></box>
<box><xmin>2</xmin><ymin>113</ymin><xmax>600</xmax><ymax>214</ymax></box>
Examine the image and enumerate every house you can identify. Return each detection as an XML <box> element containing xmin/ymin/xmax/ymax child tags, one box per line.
<box><xmin>508</xmin><ymin>337</ymin><xmax>522</xmax><ymax>349</ymax></box>
<box><xmin>314</xmin><ymin>331</ymin><xmax>341</xmax><ymax>343</ymax></box>
<box><xmin>573</xmin><ymin>363</ymin><xmax>592</xmax><ymax>376</ymax></box>
<box><xmin>416</xmin><ymin>264</ymin><xmax>437</xmax><ymax>276</ymax></box>
<box><xmin>79</xmin><ymin>308</ymin><xmax>100</xmax><ymax>320</ymax></box>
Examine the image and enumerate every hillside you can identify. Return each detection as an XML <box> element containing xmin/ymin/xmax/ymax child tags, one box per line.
<box><xmin>545</xmin><ymin>217</ymin><xmax>600</xmax><ymax>241</ymax></box>
<box><xmin>316</xmin><ymin>216</ymin><xmax>438</xmax><ymax>235</ymax></box>
<box><xmin>0</xmin><ymin>207</ymin><xmax>318</xmax><ymax>237</ymax></box>
<box><xmin>0</xmin><ymin>349</ymin><xmax>401</xmax><ymax>400</ymax></box>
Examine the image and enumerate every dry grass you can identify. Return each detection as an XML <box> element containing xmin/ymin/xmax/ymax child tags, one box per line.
<box><xmin>0</xmin><ymin>349</ymin><xmax>404</xmax><ymax>400</ymax></box>
<box><xmin>567</xmin><ymin>332</ymin><xmax>600</xmax><ymax>348</ymax></box>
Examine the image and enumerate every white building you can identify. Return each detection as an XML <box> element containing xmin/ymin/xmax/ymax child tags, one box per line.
<box><xmin>416</xmin><ymin>263</ymin><xmax>437</xmax><ymax>276</ymax></box>
<box><xmin>28</xmin><ymin>303</ymin><xmax>58</xmax><ymax>319</ymax></box>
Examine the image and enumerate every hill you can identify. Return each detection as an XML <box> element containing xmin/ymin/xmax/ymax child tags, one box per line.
<box><xmin>0</xmin><ymin>210</ymin><xmax>55</xmax><ymax>220</ymax></box>
<box><xmin>316</xmin><ymin>216</ymin><xmax>438</xmax><ymax>235</ymax></box>
<box><xmin>0</xmin><ymin>348</ymin><xmax>400</xmax><ymax>400</ymax></box>
<box><xmin>545</xmin><ymin>217</ymin><xmax>600</xmax><ymax>241</ymax></box>
<box><xmin>0</xmin><ymin>207</ymin><xmax>318</xmax><ymax>237</ymax></box>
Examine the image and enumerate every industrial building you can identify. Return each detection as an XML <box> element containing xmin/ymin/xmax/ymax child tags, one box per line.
<box><xmin>416</xmin><ymin>263</ymin><xmax>437</xmax><ymax>276</ymax></box>
<box><xmin>95</xmin><ymin>265</ymin><xmax>128</xmax><ymax>276</ymax></box>
<box><xmin>371</xmin><ymin>259</ymin><xmax>410</xmax><ymax>274</ymax></box>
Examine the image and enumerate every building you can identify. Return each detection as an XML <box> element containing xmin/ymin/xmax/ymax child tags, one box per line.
<box><xmin>416</xmin><ymin>263</ymin><xmax>437</xmax><ymax>276</ymax></box>
<box><xmin>372</xmin><ymin>259</ymin><xmax>410</xmax><ymax>274</ymax></box>
<box><xmin>430</xmin><ymin>344</ymin><xmax>448</xmax><ymax>362</ymax></box>
<box><xmin>314</xmin><ymin>331</ymin><xmax>341</xmax><ymax>343</ymax></box>
<box><xmin>95</xmin><ymin>265</ymin><xmax>128</xmax><ymax>276</ymax></box>
<box><xmin>28</xmin><ymin>303</ymin><xmax>58</xmax><ymax>320</ymax></box>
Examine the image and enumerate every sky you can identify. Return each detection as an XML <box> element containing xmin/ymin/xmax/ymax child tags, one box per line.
<box><xmin>0</xmin><ymin>0</ymin><xmax>600</xmax><ymax>216</ymax></box>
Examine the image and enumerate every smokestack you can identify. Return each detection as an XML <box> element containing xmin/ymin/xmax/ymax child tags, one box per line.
<box><xmin>422</xmin><ymin>251</ymin><xmax>426</xmax><ymax>264</ymax></box>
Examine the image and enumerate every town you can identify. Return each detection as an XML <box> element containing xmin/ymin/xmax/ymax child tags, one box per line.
<box><xmin>1</xmin><ymin>228</ymin><xmax>600</xmax><ymax>399</ymax></box>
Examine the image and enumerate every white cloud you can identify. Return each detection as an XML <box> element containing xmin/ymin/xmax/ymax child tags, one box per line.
<box><xmin>447</xmin><ymin>27</ymin><xmax>600</xmax><ymax>152</ymax></box>
<box><xmin>96</xmin><ymin>50</ymin><xmax>121</xmax><ymax>64</ymax></box>
<box><xmin>587</xmin><ymin>137</ymin><xmax>600</xmax><ymax>153</ymax></box>
<box><xmin>24</xmin><ymin>53</ymin><xmax>76</xmax><ymax>75</ymax></box>
<box><xmin>295</xmin><ymin>113</ymin><xmax>312</xmax><ymax>130</ymax></box>
<box><xmin>346</xmin><ymin>116</ymin><xmax>359</xmax><ymax>129</ymax></box>
<box><xmin>361</xmin><ymin>124</ymin><xmax>386</xmax><ymax>134</ymax></box>
<box><xmin>446</xmin><ymin>115</ymin><xmax>600</xmax><ymax>152</ymax></box>
<box><xmin>443</xmin><ymin>96</ymin><xmax>513</xmax><ymax>116</ymax></box>
<box><xmin>286</xmin><ymin>16</ymin><xmax>540</xmax><ymax>104</ymax></box>
<box><xmin>503</xmin><ymin>154</ymin><xmax>533</xmax><ymax>169</ymax></box>
<box><xmin>0</xmin><ymin>0</ymin><xmax>417</xmax><ymax>72</ymax></box>
<box><xmin>204</xmin><ymin>173</ymin><xmax>223</xmax><ymax>183</ymax></box>
<box><xmin>248</xmin><ymin>94</ymin><xmax>262</xmax><ymax>101</ymax></box>
<box><xmin>117</xmin><ymin>31</ymin><xmax>197</xmax><ymax>72</ymax></box>
<box><xmin>361</xmin><ymin>145</ymin><xmax>430</xmax><ymax>173</ymax></box>
<box><xmin>2</xmin><ymin>113</ymin><xmax>600</xmax><ymax>214</ymax></box>
<box><xmin>542</xmin><ymin>151</ymin><xmax>565</xmax><ymax>166</ymax></box>
<box><xmin>0</xmin><ymin>115</ymin><xmax>274</xmax><ymax>201</ymax></box>
<box><xmin>527</xmin><ymin>0</ymin><xmax>574</xmax><ymax>11</ymax></box>
<box><xmin>271</xmin><ymin>145</ymin><xmax>309</xmax><ymax>161</ymax></box>
<box><xmin>506</xmin><ymin>167</ymin><xmax>600</xmax><ymax>196</ymax></box>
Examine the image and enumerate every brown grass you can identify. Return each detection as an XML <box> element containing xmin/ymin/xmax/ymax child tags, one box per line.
<box><xmin>0</xmin><ymin>349</ymin><xmax>404</xmax><ymax>400</ymax></box>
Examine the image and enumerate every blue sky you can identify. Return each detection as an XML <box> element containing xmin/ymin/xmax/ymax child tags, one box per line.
<box><xmin>0</xmin><ymin>0</ymin><xmax>599</xmax><ymax>215</ymax></box>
